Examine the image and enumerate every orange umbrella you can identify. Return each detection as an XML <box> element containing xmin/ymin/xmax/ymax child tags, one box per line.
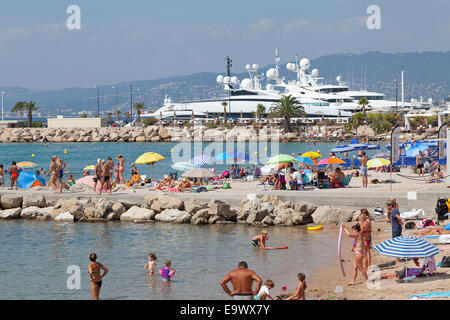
<box><xmin>317</xmin><ymin>157</ymin><xmax>346</xmax><ymax>165</ymax></box>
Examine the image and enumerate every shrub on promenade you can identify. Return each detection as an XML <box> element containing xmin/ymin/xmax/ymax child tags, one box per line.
<box><xmin>143</xmin><ymin>117</ymin><xmax>158</xmax><ymax>126</ymax></box>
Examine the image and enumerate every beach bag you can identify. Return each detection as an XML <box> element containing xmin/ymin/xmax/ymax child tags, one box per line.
<box><xmin>222</xmin><ymin>182</ymin><xmax>230</xmax><ymax>189</ymax></box>
<box><xmin>441</xmin><ymin>256</ymin><xmax>450</xmax><ymax>268</ymax></box>
<box><xmin>435</xmin><ymin>198</ymin><xmax>449</xmax><ymax>220</ymax></box>
<box><xmin>420</xmin><ymin>219</ymin><xmax>435</xmax><ymax>228</ymax></box>
<box><xmin>405</xmin><ymin>222</ymin><xmax>416</xmax><ymax>230</ymax></box>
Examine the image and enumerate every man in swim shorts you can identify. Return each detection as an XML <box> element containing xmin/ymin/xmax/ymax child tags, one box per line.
<box><xmin>56</xmin><ymin>157</ymin><xmax>66</xmax><ymax>186</ymax></box>
<box><xmin>220</xmin><ymin>261</ymin><xmax>262</xmax><ymax>300</ymax></box>
<box><xmin>360</xmin><ymin>151</ymin><xmax>368</xmax><ymax>188</ymax></box>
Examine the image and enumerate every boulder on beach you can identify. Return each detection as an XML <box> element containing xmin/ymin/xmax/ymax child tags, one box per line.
<box><xmin>54</xmin><ymin>211</ymin><xmax>75</xmax><ymax>222</ymax></box>
<box><xmin>155</xmin><ymin>209</ymin><xmax>191</xmax><ymax>223</ymax></box>
<box><xmin>1</xmin><ymin>195</ymin><xmax>23</xmax><ymax>209</ymax></box>
<box><xmin>120</xmin><ymin>206</ymin><xmax>155</xmax><ymax>222</ymax></box>
<box><xmin>312</xmin><ymin>206</ymin><xmax>354</xmax><ymax>224</ymax></box>
<box><xmin>0</xmin><ymin>207</ymin><xmax>22</xmax><ymax>219</ymax></box>
<box><xmin>151</xmin><ymin>194</ymin><xmax>184</xmax><ymax>213</ymax></box>
<box><xmin>184</xmin><ymin>199</ymin><xmax>208</xmax><ymax>215</ymax></box>
<box><xmin>21</xmin><ymin>206</ymin><xmax>53</xmax><ymax>220</ymax></box>
<box><xmin>23</xmin><ymin>194</ymin><xmax>46</xmax><ymax>208</ymax></box>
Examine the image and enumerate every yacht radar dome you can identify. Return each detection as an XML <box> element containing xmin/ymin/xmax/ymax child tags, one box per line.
<box><xmin>336</xmin><ymin>75</ymin><xmax>342</xmax><ymax>82</ymax></box>
<box><xmin>230</xmin><ymin>76</ymin><xmax>239</xmax><ymax>84</ymax></box>
<box><xmin>311</xmin><ymin>69</ymin><xmax>319</xmax><ymax>77</ymax></box>
<box><xmin>246</xmin><ymin>64</ymin><xmax>251</xmax><ymax>70</ymax></box>
<box><xmin>252</xmin><ymin>64</ymin><xmax>259</xmax><ymax>70</ymax></box>
<box><xmin>223</xmin><ymin>76</ymin><xmax>230</xmax><ymax>84</ymax></box>
<box><xmin>266</xmin><ymin>68</ymin><xmax>278</xmax><ymax>80</ymax></box>
<box><xmin>240</xmin><ymin>78</ymin><xmax>253</xmax><ymax>90</ymax></box>
<box><xmin>300</xmin><ymin>58</ymin><xmax>310</xmax><ymax>70</ymax></box>
<box><xmin>216</xmin><ymin>75</ymin><xmax>224</xmax><ymax>83</ymax></box>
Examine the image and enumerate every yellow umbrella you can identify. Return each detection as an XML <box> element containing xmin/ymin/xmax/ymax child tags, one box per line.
<box><xmin>367</xmin><ymin>158</ymin><xmax>390</xmax><ymax>168</ymax></box>
<box><xmin>84</xmin><ymin>165</ymin><xmax>96</xmax><ymax>170</ymax></box>
<box><xmin>135</xmin><ymin>152</ymin><xmax>165</xmax><ymax>165</ymax></box>
<box><xmin>17</xmin><ymin>162</ymin><xmax>38</xmax><ymax>168</ymax></box>
<box><xmin>301</xmin><ymin>151</ymin><xmax>322</xmax><ymax>158</ymax></box>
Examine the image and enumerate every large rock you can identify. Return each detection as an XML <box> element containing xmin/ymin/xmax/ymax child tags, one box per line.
<box><xmin>23</xmin><ymin>194</ymin><xmax>46</xmax><ymax>208</ymax></box>
<box><xmin>246</xmin><ymin>209</ymin><xmax>269</xmax><ymax>224</ymax></box>
<box><xmin>144</xmin><ymin>193</ymin><xmax>163</xmax><ymax>208</ymax></box>
<box><xmin>273</xmin><ymin>208</ymin><xmax>303</xmax><ymax>226</ymax></box>
<box><xmin>158</xmin><ymin>127</ymin><xmax>170</xmax><ymax>139</ymax></box>
<box><xmin>1</xmin><ymin>195</ymin><xmax>23</xmax><ymax>209</ymax></box>
<box><xmin>155</xmin><ymin>209</ymin><xmax>191</xmax><ymax>223</ymax></box>
<box><xmin>54</xmin><ymin>211</ymin><xmax>75</xmax><ymax>222</ymax></box>
<box><xmin>190</xmin><ymin>208</ymin><xmax>210</xmax><ymax>223</ymax></box>
<box><xmin>21</xmin><ymin>206</ymin><xmax>54</xmax><ymax>220</ymax></box>
<box><xmin>94</xmin><ymin>199</ymin><xmax>113</xmax><ymax>218</ymax></box>
<box><xmin>106</xmin><ymin>202</ymin><xmax>126</xmax><ymax>220</ymax></box>
<box><xmin>0</xmin><ymin>208</ymin><xmax>22</xmax><ymax>219</ymax></box>
<box><xmin>208</xmin><ymin>199</ymin><xmax>236</xmax><ymax>218</ymax></box>
<box><xmin>184</xmin><ymin>199</ymin><xmax>207</xmax><ymax>215</ymax></box>
<box><xmin>151</xmin><ymin>194</ymin><xmax>184</xmax><ymax>213</ymax></box>
<box><xmin>312</xmin><ymin>206</ymin><xmax>354</xmax><ymax>224</ymax></box>
<box><xmin>120</xmin><ymin>206</ymin><xmax>155</xmax><ymax>222</ymax></box>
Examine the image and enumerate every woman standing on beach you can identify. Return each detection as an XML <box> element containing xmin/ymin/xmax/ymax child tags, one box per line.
<box><xmin>8</xmin><ymin>161</ymin><xmax>19</xmax><ymax>189</ymax></box>
<box><xmin>359</xmin><ymin>210</ymin><xmax>372</xmax><ymax>271</ymax></box>
<box><xmin>88</xmin><ymin>253</ymin><xmax>109</xmax><ymax>300</ymax></box>
<box><xmin>115</xmin><ymin>155</ymin><xmax>125</xmax><ymax>184</ymax></box>
<box><xmin>341</xmin><ymin>223</ymin><xmax>368</xmax><ymax>285</ymax></box>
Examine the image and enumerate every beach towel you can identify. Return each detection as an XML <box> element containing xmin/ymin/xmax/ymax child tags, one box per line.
<box><xmin>400</xmin><ymin>209</ymin><xmax>425</xmax><ymax>220</ymax></box>
<box><xmin>409</xmin><ymin>292</ymin><xmax>450</xmax><ymax>299</ymax></box>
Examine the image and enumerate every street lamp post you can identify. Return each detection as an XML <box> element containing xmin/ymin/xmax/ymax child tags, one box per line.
<box><xmin>128</xmin><ymin>83</ymin><xmax>133</xmax><ymax>121</ymax></box>
<box><xmin>0</xmin><ymin>91</ymin><xmax>5</xmax><ymax>122</ymax></box>
<box><xmin>93</xmin><ymin>85</ymin><xmax>100</xmax><ymax>117</ymax></box>
<box><xmin>394</xmin><ymin>79</ymin><xmax>398</xmax><ymax>111</ymax></box>
<box><xmin>112</xmin><ymin>86</ymin><xmax>119</xmax><ymax>117</ymax></box>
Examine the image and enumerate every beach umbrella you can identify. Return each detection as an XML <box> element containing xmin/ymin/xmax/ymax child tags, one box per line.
<box><xmin>317</xmin><ymin>157</ymin><xmax>346</xmax><ymax>165</ymax></box>
<box><xmin>301</xmin><ymin>151</ymin><xmax>322</xmax><ymax>158</ymax></box>
<box><xmin>182</xmin><ymin>168</ymin><xmax>216</xmax><ymax>178</ymax></box>
<box><xmin>76</xmin><ymin>175</ymin><xmax>95</xmax><ymax>188</ymax></box>
<box><xmin>190</xmin><ymin>155</ymin><xmax>211</xmax><ymax>167</ymax></box>
<box><xmin>17</xmin><ymin>162</ymin><xmax>38</xmax><ymax>170</ymax></box>
<box><xmin>405</xmin><ymin>142</ymin><xmax>429</xmax><ymax>157</ymax></box>
<box><xmin>295</xmin><ymin>156</ymin><xmax>318</xmax><ymax>166</ymax></box>
<box><xmin>84</xmin><ymin>165</ymin><xmax>96</xmax><ymax>170</ymax></box>
<box><xmin>135</xmin><ymin>152</ymin><xmax>165</xmax><ymax>165</ymax></box>
<box><xmin>216</xmin><ymin>151</ymin><xmax>250</xmax><ymax>162</ymax></box>
<box><xmin>375</xmin><ymin>236</ymin><xmax>440</xmax><ymax>259</ymax></box>
<box><xmin>265</xmin><ymin>154</ymin><xmax>297</xmax><ymax>165</ymax></box>
<box><xmin>367</xmin><ymin>158</ymin><xmax>391</xmax><ymax>168</ymax></box>
<box><xmin>171</xmin><ymin>162</ymin><xmax>197</xmax><ymax>171</ymax></box>
<box><xmin>17</xmin><ymin>172</ymin><xmax>46</xmax><ymax>189</ymax></box>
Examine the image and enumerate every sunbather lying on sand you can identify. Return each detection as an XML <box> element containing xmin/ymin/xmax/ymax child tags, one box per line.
<box><xmin>414</xmin><ymin>224</ymin><xmax>450</xmax><ymax>236</ymax></box>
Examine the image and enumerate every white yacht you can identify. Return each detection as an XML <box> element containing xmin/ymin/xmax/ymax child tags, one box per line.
<box><xmin>142</xmin><ymin>58</ymin><xmax>351</xmax><ymax>120</ymax></box>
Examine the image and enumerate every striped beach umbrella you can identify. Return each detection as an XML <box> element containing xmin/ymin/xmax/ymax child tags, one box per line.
<box><xmin>190</xmin><ymin>155</ymin><xmax>211</xmax><ymax>167</ymax></box>
<box><xmin>375</xmin><ymin>236</ymin><xmax>440</xmax><ymax>258</ymax></box>
<box><xmin>171</xmin><ymin>162</ymin><xmax>197</xmax><ymax>171</ymax></box>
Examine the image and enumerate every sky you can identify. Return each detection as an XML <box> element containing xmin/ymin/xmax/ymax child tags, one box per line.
<box><xmin>0</xmin><ymin>0</ymin><xmax>449</xmax><ymax>90</ymax></box>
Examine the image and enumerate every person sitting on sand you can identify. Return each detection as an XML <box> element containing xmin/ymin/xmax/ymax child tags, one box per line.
<box><xmin>144</xmin><ymin>253</ymin><xmax>157</xmax><ymax>275</ymax></box>
<box><xmin>329</xmin><ymin>167</ymin><xmax>345</xmax><ymax>188</ymax></box>
<box><xmin>341</xmin><ymin>223</ymin><xmax>369</xmax><ymax>285</ymax></box>
<box><xmin>67</xmin><ymin>174</ymin><xmax>75</xmax><ymax>188</ymax></box>
<box><xmin>178</xmin><ymin>178</ymin><xmax>191</xmax><ymax>190</ymax></box>
<box><xmin>251</xmin><ymin>230</ymin><xmax>269</xmax><ymax>248</ymax></box>
<box><xmin>254</xmin><ymin>280</ymin><xmax>276</xmax><ymax>300</ymax></box>
<box><xmin>286</xmin><ymin>273</ymin><xmax>307</xmax><ymax>300</ymax></box>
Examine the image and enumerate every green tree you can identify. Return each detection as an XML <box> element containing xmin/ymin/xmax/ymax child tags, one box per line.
<box><xmin>12</xmin><ymin>101</ymin><xmax>39</xmax><ymax>127</ymax></box>
<box><xmin>107</xmin><ymin>112</ymin><xmax>113</xmax><ymax>121</ymax></box>
<box><xmin>269</xmin><ymin>95</ymin><xmax>305</xmax><ymax>132</ymax></box>
<box><xmin>124</xmin><ymin>111</ymin><xmax>131</xmax><ymax>122</ymax></box>
<box><xmin>256</xmin><ymin>104</ymin><xmax>266</xmax><ymax>120</ymax></box>
<box><xmin>133</xmin><ymin>102</ymin><xmax>145</xmax><ymax>122</ymax></box>
<box><xmin>221</xmin><ymin>101</ymin><xmax>228</xmax><ymax>124</ymax></box>
<box><xmin>358</xmin><ymin>97</ymin><xmax>369</xmax><ymax>123</ymax></box>
<box><xmin>114</xmin><ymin>109</ymin><xmax>121</xmax><ymax>121</ymax></box>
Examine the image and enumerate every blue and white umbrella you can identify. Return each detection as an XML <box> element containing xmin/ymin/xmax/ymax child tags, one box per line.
<box><xmin>190</xmin><ymin>155</ymin><xmax>210</xmax><ymax>167</ymax></box>
<box><xmin>375</xmin><ymin>236</ymin><xmax>440</xmax><ymax>258</ymax></box>
<box><xmin>171</xmin><ymin>162</ymin><xmax>197</xmax><ymax>171</ymax></box>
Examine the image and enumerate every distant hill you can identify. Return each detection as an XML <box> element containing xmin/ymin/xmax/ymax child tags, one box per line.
<box><xmin>0</xmin><ymin>51</ymin><xmax>448</xmax><ymax>117</ymax></box>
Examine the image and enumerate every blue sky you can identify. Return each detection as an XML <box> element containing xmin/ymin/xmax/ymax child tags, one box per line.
<box><xmin>0</xmin><ymin>0</ymin><xmax>448</xmax><ymax>90</ymax></box>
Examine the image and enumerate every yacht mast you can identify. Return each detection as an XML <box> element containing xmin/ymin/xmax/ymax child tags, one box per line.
<box><xmin>401</xmin><ymin>66</ymin><xmax>405</xmax><ymax>110</ymax></box>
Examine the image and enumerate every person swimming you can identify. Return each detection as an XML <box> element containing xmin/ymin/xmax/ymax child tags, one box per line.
<box><xmin>251</xmin><ymin>230</ymin><xmax>269</xmax><ymax>248</ymax></box>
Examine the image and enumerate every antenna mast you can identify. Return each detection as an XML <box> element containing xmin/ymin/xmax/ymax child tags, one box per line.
<box><xmin>225</xmin><ymin>56</ymin><xmax>232</xmax><ymax>76</ymax></box>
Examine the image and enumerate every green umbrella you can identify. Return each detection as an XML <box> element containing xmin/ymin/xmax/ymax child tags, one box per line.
<box><xmin>265</xmin><ymin>154</ymin><xmax>298</xmax><ymax>165</ymax></box>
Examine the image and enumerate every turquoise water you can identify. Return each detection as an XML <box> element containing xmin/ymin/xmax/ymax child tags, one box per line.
<box><xmin>0</xmin><ymin>220</ymin><xmax>339</xmax><ymax>300</ymax></box>
<box><xmin>0</xmin><ymin>142</ymin><xmax>386</xmax><ymax>183</ymax></box>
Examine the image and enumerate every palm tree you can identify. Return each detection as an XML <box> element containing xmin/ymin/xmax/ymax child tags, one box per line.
<box><xmin>114</xmin><ymin>109</ymin><xmax>121</xmax><ymax>121</ymax></box>
<box><xmin>358</xmin><ymin>97</ymin><xmax>369</xmax><ymax>123</ymax></box>
<box><xmin>12</xmin><ymin>101</ymin><xmax>39</xmax><ymax>127</ymax></box>
<box><xmin>221</xmin><ymin>102</ymin><xmax>228</xmax><ymax>124</ymax></box>
<box><xmin>269</xmin><ymin>95</ymin><xmax>305</xmax><ymax>132</ymax></box>
<box><xmin>107</xmin><ymin>112</ymin><xmax>113</xmax><ymax>121</ymax></box>
<box><xmin>256</xmin><ymin>104</ymin><xmax>266</xmax><ymax>120</ymax></box>
<box><xmin>124</xmin><ymin>111</ymin><xmax>131</xmax><ymax>122</ymax></box>
<box><xmin>133</xmin><ymin>102</ymin><xmax>145</xmax><ymax>122</ymax></box>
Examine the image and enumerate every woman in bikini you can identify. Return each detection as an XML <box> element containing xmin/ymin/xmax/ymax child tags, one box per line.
<box><xmin>341</xmin><ymin>223</ymin><xmax>368</xmax><ymax>285</ymax></box>
<box><xmin>46</xmin><ymin>157</ymin><xmax>61</xmax><ymax>193</ymax></box>
<box><xmin>359</xmin><ymin>210</ymin><xmax>372</xmax><ymax>272</ymax></box>
<box><xmin>88</xmin><ymin>253</ymin><xmax>109</xmax><ymax>300</ymax></box>
<box><xmin>286</xmin><ymin>273</ymin><xmax>307</xmax><ymax>300</ymax></box>
<box><xmin>115</xmin><ymin>154</ymin><xmax>125</xmax><ymax>184</ymax></box>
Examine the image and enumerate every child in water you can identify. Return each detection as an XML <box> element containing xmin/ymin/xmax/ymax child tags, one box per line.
<box><xmin>254</xmin><ymin>280</ymin><xmax>276</xmax><ymax>300</ymax></box>
<box><xmin>144</xmin><ymin>253</ymin><xmax>157</xmax><ymax>275</ymax></box>
<box><xmin>251</xmin><ymin>230</ymin><xmax>269</xmax><ymax>248</ymax></box>
<box><xmin>159</xmin><ymin>260</ymin><xmax>176</xmax><ymax>281</ymax></box>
